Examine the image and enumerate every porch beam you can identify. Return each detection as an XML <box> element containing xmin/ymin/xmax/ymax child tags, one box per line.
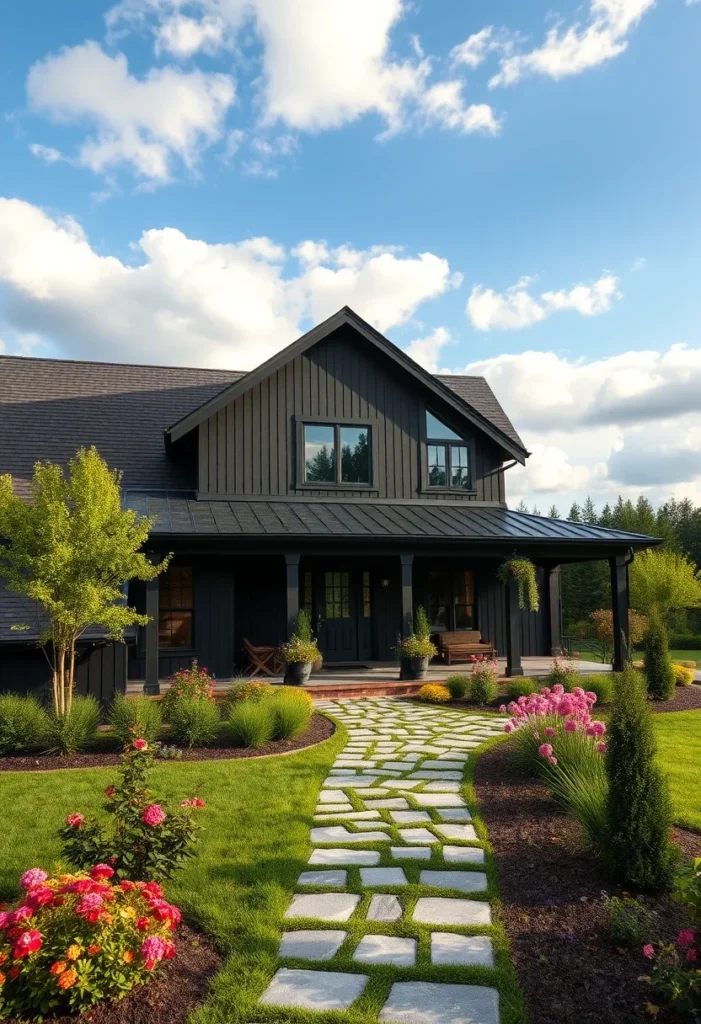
<box><xmin>144</xmin><ymin>568</ymin><xmax>160</xmax><ymax>696</ymax></box>
<box><xmin>505</xmin><ymin>576</ymin><xmax>523</xmax><ymax>677</ymax></box>
<box><xmin>285</xmin><ymin>552</ymin><xmax>301</xmax><ymax>637</ymax></box>
<box><xmin>400</xmin><ymin>552</ymin><xmax>414</xmax><ymax>637</ymax></box>
<box><xmin>610</xmin><ymin>553</ymin><xmax>631</xmax><ymax>671</ymax></box>
<box><xmin>548</xmin><ymin>565</ymin><xmax>562</xmax><ymax>655</ymax></box>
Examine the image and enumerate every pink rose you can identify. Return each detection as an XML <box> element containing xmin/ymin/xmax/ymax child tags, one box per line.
<box><xmin>12</xmin><ymin>907</ymin><xmax>33</xmax><ymax>924</ymax></box>
<box><xmin>142</xmin><ymin>804</ymin><xmax>166</xmax><ymax>827</ymax></box>
<box><xmin>642</xmin><ymin>944</ymin><xmax>654</xmax><ymax>959</ymax></box>
<box><xmin>20</xmin><ymin>869</ymin><xmax>48</xmax><ymax>891</ymax></box>
<box><xmin>133</xmin><ymin>738</ymin><xmax>148</xmax><ymax>751</ymax></box>
<box><xmin>90</xmin><ymin>864</ymin><xmax>115</xmax><ymax>881</ymax></box>
<box><xmin>0</xmin><ymin>911</ymin><xmax>10</xmax><ymax>930</ymax></box>
<box><xmin>677</xmin><ymin>928</ymin><xmax>695</xmax><ymax>947</ymax></box>
<box><xmin>141</xmin><ymin>935</ymin><xmax>168</xmax><ymax>967</ymax></box>
<box><xmin>13</xmin><ymin>930</ymin><xmax>42</xmax><ymax>958</ymax></box>
<box><xmin>65</xmin><ymin>813</ymin><xmax>84</xmax><ymax>828</ymax></box>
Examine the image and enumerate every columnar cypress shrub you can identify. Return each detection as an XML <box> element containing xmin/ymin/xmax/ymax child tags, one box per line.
<box><xmin>644</xmin><ymin>610</ymin><xmax>676</xmax><ymax>701</ymax></box>
<box><xmin>605</xmin><ymin>666</ymin><xmax>673</xmax><ymax>891</ymax></box>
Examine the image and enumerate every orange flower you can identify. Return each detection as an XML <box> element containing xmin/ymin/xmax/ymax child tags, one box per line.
<box><xmin>57</xmin><ymin>968</ymin><xmax>78</xmax><ymax>990</ymax></box>
<box><xmin>0</xmin><ymin>971</ymin><xmax>5</xmax><ymax>986</ymax></box>
<box><xmin>50</xmin><ymin>961</ymin><xmax>68</xmax><ymax>976</ymax></box>
<box><xmin>87</xmin><ymin>945</ymin><xmax>101</xmax><ymax>956</ymax></box>
<box><xmin>0</xmin><ymin>953</ymin><xmax>6</xmax><ymax>965</ymax></box>
<box><xmin>122</xmin><ymin>950</ymin><xmax>134</xmax><ymax>964</ymax></box>
<box><xmin>66</xmin><ymin>944</ymin><xmax>82</xmax><ymax>961</ymax></box>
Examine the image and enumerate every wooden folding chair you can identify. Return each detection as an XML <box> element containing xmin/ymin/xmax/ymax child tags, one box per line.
<box><xmin>243</xmin><ymin>638</ymin><xmax>282</xmax><ymax>677</ymax></box>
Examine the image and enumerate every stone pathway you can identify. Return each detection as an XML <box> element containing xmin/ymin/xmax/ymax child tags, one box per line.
<box><xmin>259</xmin><ymin>697</ymin><xmax>508</xmax><ymax>1023</ymax></box>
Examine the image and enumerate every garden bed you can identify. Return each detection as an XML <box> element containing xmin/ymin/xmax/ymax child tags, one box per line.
<box><xmin>475</xmin><ymin>740</ymin><xmax>701</xmax><ymax>1024</ymax></box>
<box><xmin>0</xmin><ymin>713</ymin><xmax>334</xmax><ymax>772</ymax></box>
<box><xmin>3</xmin><ymin>924</ymin><xmax>220</xmax><ymax>1024</ymax></box>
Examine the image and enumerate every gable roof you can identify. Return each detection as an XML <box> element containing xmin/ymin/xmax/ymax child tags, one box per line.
<box><xmin>166</xmin><ymin>306</ymin><xmax>529</xmax><ymax>462</ymax></box>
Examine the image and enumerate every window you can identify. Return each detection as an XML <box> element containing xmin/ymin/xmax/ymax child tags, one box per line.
<box><xmin>325</xmin><ymin>572</ymin><xmax>350</xmax><ymax>618</ymax></box>
<box><xmin>302</xmin><ymin>423</ymin><xmax>371</xmax><ymax>485</ymax></box>
<box><xmin>425</xmin><ymin>410</ymin><xmax>470</xmax><ymax>490</ymax></box>
<box><xmin>303</xmin><ymin>571</ymin><xmax>313</xmax><ymax>618</ymax></box>
<box><xmin>159</xmin><ymin>565</ymin><xmax>193</xmax><ymax>647</ymax></box>
<box><xmin>426</xmin><ymin>570</ymin><xmax>475</xmax><ymax>632</ymax></box>
<box><xmin>362</xmin><ymin>571</ymin><xmax>371</xmax><ymax>618</ymax></box>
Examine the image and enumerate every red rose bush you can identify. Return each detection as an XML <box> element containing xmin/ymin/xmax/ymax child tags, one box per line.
<box><xmin>0</xmin><ymin>867</ymin><xmax>180</xmax><ymax>1019</ymax></box>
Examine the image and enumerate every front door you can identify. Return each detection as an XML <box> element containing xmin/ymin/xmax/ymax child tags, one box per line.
<box><xmin>315</xmin><ymin>569</ymin><xmax>373</xmax><ymax>663</ymax></box>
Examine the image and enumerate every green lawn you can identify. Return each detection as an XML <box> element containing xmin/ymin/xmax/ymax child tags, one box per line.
<box><xmin>0</xmin><ymin>713</ymin><xmax>526</xmax><ymax>1024</ymax></box>
<box><xmin>653</xmin><ymin>710</ymin><xmax>701</xmax><ymax>831</ymax></box>
<box><xmin>574</xmin><ymin>649</ymin><xmax>701</xmax><ymax>666</ymax></box>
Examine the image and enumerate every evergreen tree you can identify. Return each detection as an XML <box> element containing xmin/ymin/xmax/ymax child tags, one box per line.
<box><xmin>531</xmin><ymin>504</ymin><xmax>541</xmax><ymax>516</ymax></box>
<box><xmin>605</xmin><ymin>666</ymin><xmax>673</xmax><ymax>891</ymax></box>
<box><xmin>548</xmin><ymin>504</ymin><xmax>560</xmax><ymax>519</ymax></box>
<box><xmin>582</xmin><ymin>496</ymin><xmax>597</xmax><ymax>523</ymax></box>
<box><xmin>515</xmin><ymin>499</ymin><xmax>529</xmax><ymax>513</ymax></box>
<box><xmin>643</xmin><ymin>609</ymin><xmax>676</xmax><ymax>700</ymax></box>
<box><xmin>599</xmin><ymin>503</ymin><xmax>613</xmax><ymax>526</ymax></box>
<box><xmin>567</xmin><ymin>501</ymin><xmax>582</xmax><ymax>522</ymax></box>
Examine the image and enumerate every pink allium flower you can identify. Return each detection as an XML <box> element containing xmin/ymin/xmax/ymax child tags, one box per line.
<box><xmin>595</xmin><ymin>741</ymin><xmax>607</xmax><ymax>754</ymax></box>
<box><xmin>552</xmin><ymin>684</ymin><xmax>564</xmax><ymax>696</ymax></box>
<box><xmin>142</xmin><ymin>804</ymin><xmax>166</xmax><ymax>827</ymax></box>
<box><xmin>499</xmin><ymin>705</ymin><xmax>507</xmax><ymax>713</ymax></box>
<box><xmin>677</xmin><ymin>928</ymin><xmax>696</xmax><ymax>947</ymax></box>
<box><xmin>65</xmin><ymin>813</ymin><xmax>84</xmax><ymax>828</ymax></box>
<box><xmin>687</xmin><ymin>948</ymin><xmax>698</xmax><ymax>963</ymax></box>
<box><xmin>90</xmin><ymin>864</ymin><xmax>115</xmax><ymax>881</ymax></box>
<box><xmin>592</xmin><ymin>721</ymin><xmax>606</xmax><ymax>737</ymax></box>
<box><xmin>544</xmin><ymin>726</ymin><xmax>556</xmax><ymax>737</ymax></box>
<box><xmin>504</xmin><ymin>723</ymin><xmax>512</xmax><ymax>733</ymax></box>
<box><xmin>538</xmin><ymin>743</ymin><xmax>553</xmax><ymax>758</ymax></box>
<box><xmin>642</xmin><ymin>944</ymin><xmax>654</xmax><ymax>959</ymax></box>
<box><xmin>564</xmin><ymin>720</ymin><xmax>577</xmax><ymax>733</ymax></box>
<box><xmin>585</xmin><ymin>725</ymin><xmax>597</xmax><ymax>736</ymax></box>
<box><xmin>20</xmin><ymin>869</ymin><xmax>48</xmax><ymax>891</ymax></box>
<box><xmin>549</xmin><ymin>755</ymin><xmax>558</xmax><ymax>765</ymax></box>
<box><xmin>13</xmin><ymin>929</ymin><xmax>42</xmax><ymax>958</ymax></box>
<box><xmin>133</xmin><ymin>738</ymin><xmax>148</xmax><ymax>751</ymax></box>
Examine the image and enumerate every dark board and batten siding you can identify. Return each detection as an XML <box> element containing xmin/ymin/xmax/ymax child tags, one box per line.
<box><xmin>198</xmin><ymin>326</ymin><xmax>505</xmax><ymax>503</ymax></box>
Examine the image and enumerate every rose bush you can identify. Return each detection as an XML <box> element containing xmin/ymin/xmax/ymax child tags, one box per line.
<box><xmin>0</xmin><ymin>867</ymin><xmax>180</xmax><ymax>1019</ymax></box>
<box><xmin>59</xmin><ymin>740</ymin><xmax>205</xmax><ymax>881</ymax></box>
<box><xmin>645</xmin><ymin>856</ymin><xmax>701</xmax><ymax>1013</ymax></box>
<box><xmin>161</xmin><ymin>662</ymin><xmax>215</xmax><ymax>716</ymax></box>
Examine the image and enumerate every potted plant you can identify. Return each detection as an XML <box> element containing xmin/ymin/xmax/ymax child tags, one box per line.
<box><xmin>396</xmin><ymin>606</ymin><xmax>437</xmax><ymax>680</ymax></box>
<box><xmin>277</xmin><ymin>609</ymin><xmax>322</xmax><ymax>685</ymax></box>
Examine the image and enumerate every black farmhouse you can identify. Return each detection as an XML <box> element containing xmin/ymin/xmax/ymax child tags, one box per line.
<box><xmin>0</xmin><ymin>307</ymin><xmax>657</xmax><ymax>702</ymax></box>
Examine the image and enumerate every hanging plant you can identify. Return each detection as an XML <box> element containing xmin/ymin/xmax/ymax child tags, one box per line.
<box><xmin>497</xmin><ymin>556</ymin><xmax>540</xmax><ymax>612</ymax></box>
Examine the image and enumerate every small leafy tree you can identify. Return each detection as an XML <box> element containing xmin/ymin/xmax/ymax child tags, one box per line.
<box><xmin>644</xmin><ymin>609</ymin><xmax>676</xmax><ymax>701</ymax></box>
<box><xmin>588</xmin><ymin>608</ymin><xmax>647</xmax><ymax>663</ymax></box>
<box><xmin>605</xmin><ymin>666</ymin><xmax>674</xmax><ymax>891</ymax></box>
<box><xmin>0</xmin><ymin>447</ymin><xmax>169</xmax><ymax>717</ymax></box>
<box><xmin>630</xmin><ymin>548</ymin><xmax>701</xmax><ymax>622</ymax></box>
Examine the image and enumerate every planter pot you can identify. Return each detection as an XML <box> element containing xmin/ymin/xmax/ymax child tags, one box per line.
<box><xmin>399</xmin><ymin>656</ymin><xmax>429</xmax><ymax>681</ymax></box>
<box><xmin>284</xmin><ymin>661</ymin><xmax>312</xmax><ymax>686</ymax></box>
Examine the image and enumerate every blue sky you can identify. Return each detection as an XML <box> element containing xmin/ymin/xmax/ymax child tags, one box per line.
<box><xmin>0</xmin><ymin>0</ymin><xmax>700</xmax><ymax>511</ymax></box>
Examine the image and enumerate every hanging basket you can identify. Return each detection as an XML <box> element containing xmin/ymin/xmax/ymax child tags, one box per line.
<box><xmin>497</xmin><ymin>556</ymin><xmax>540</xmax><ymax>612</ymax></box>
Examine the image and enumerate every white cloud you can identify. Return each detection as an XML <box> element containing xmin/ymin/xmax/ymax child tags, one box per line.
<box><xmin>26</xmin><ymin>41</ymin><xmax>235</xmax><ymax>182</ymax></box>
<box><xmin>0</xmin><ymin>196</ymin><xmax>459</xmax><ymax>369</ymax></box>
<box><xmin>490</xmin><ymin>0</ymin><xmax>655</xmax><ymax>87</ymax></box>
<box><xmin>419</xmin><ymin>83</ymin><xmax>501</xmax><ymax>136</ymax></box>
<box><xmin>154</xmin><ymin>13</ymin><xmax>228</xmax><ymax>57</ymax></box>
<box><xmin>403</xmin><ymin>326</ymin><xmax>452</xmax><ymax>373</ymax></box>
<box><xmin>631</xmin><ymin>256</ymin><xmax>647</xmax><ymax>272</ymax></box>
<box><xmin>29</xmin><ymin>143</ymin><xmax>64</xmax><ymax>164</ymax></box>
<box><xmin>451</xmin><ymin>27</ymin><xmax>497</xmax><ymax>69</ymax></box>
<box><xmin>467</xmin><ymin>273</ymin><xmax>620</xmax><ymax>331</ymax></box>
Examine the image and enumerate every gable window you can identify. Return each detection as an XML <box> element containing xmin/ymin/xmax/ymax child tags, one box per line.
<box><xmin>159</xmin><ymin>565</ymin><xmax>193</xmax><ymax>648</ymax></box>
<box><xmin>425</xmin><ymin>410</ymin><xmax>471</xmax><ymax>490</ymax></box>
<box><xmin>302</xmin><ymin>422</ymin><xmax>371</xmax><ymax>486</ymax></box>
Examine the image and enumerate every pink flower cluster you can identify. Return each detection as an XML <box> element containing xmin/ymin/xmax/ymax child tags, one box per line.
<box><xmin>141</xmin><ymin>934</ymin><xmax>176</xmax><ymax>970</ymax></box>
<box><xmin>141</xmin><ymin>804</ymin><xmax>166</xmax><ymax>827</ymax></box>
<box><xmin>500</xmin><ymin>683</ymin><xmax>607</xmax><ymax>756</ymax></box>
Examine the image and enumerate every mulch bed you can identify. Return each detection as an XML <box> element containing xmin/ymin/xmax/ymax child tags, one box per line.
<box><xmin>648</xmin><ymin>683</ymin><xmax>701</xmax><ymax>713</ymax></box>
<box><xmin>0</xmin><ymin>713</ymin><xmax>335</xmax><ymax>772</ymax></box>
<box><xmin>4</xmin><ymin>924</ymin><xmax>220</xmax><ymax>1024</ymax></box>
<box><xmin>475</xmin><ymin>740</ymin><xmax>701</xmax><ymax>1024</ymax></box>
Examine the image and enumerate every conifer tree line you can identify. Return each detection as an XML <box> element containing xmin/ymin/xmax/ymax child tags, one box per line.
<box><xmin>515</xmin><ymin>495</ymin><xmax>701</xmax><ymax>634</ymax></box>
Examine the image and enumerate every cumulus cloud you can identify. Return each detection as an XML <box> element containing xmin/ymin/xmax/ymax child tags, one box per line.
<box><xmin>28</xmin><ymin>143</ymin><xmax>64</xmax><ymax>164</ymax></box>
<box><xmin>467</xmin><ymin>273</ymin><xmax>620</xmax><ymax>331</ymax></box>
<box><xmin>0</xmin><ymin>196</ymin><xmax>459</xmax><ymax>368</ymax></box>
<box><xmin>403</xmin><ymin>326</ymin><xmax>452</xmax><ymax>373</ymax></box>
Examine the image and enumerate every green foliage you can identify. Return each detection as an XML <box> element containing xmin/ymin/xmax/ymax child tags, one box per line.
<box><xmin>278</xmin><ymin>609</ymin><xmax>322</xmax><ymax>666</ymax></box>
<box><xmin>584</xmin><ymin>673</ymin><xmax>613</xmax><ymax>705</ymax></box>
<box><xmin>505</xmin><ymin>678</ymin><xmax>540</xmax><ymax>701</ymax></box>
<box><xmin>547</xmin><ymin>758</ymin><xmax>608</xmax><ymax>854</ymax></box>
<box><xmin>588</xmin><ymin>608</ymin><xmax>647</xmax><ymax>663</ymax></box>
<box><xmin>604</xmin><ymin>666</ymin><xmax>674</xmax><ymax>891</ymax></box>
<box><xmin>648</xmin><ymin>859</ymin><xmax>701</xmax><ymax>1015</ymax></box>
<box><xmin>108</xmin><ymin>694</ymin><xmax>162</xmax><ymax>746</ymax></box>
<box><xmin>396</xmin><ymin>606</ymin><xmax>437</xmax><ymax>660</ymax></box>
<box><xmin>226</xmin><ymin>701</ymin><xmax>274</xmax><ymax>748</ymax></box>
<box><xmin>225</xmin><ymin>680</ymin><xmax>273</xmax><ymax>705</ymax></box>
<box><xmin>167</xmin><ymin>694</ymin><xmax>220</xmax><ymax>748</ymax></box>
<box><xmin>414</xmin><ymin>605</ymin><xmax>431</xmax><ymax>641</ymax></box>
<box><xmin>161</xmin><ymin>662</ymin><xmax>215</xmax><ymax>718</ymax></box>
<box><xmin>602</xmin><ymin>893</ymin><xmax>654</xmax><ymax>948</ymax></box>
<box><xmin>0</xmin><ymin>693</ymin><xmax>49</xmax><ymax>755</ymax></box>
<box><xmin>496</xmin><ymin>557</ymin><xmax>539</xmax><ymax>611</ymax></box>
<box><xmin>445</xmin><ymin>674</ymin><xmax>469</xmax><ymax>699</ymax></box>
<box><xmin>545</xmin><ymin>656</ymin><xmax>579</xmax><ymax>691</ymax></box>
<box><xmin>46</xmin><ymin>695</ymin><xmax>100</xmax><ymax>755</ymax></box>
<box><xmin>0</xmin><ymin>447</ymin><xmax>167</xmax><ymax>717</ymax></box>
<box><xmin>469</xmin><ymin>662</ymin><xmax>499</xmax><ymax>704</ymax></box>
<box><xmin>270</xmin><ymin>691</ymin><xmax>313</xmax><ymax>740</ymax></box>
<box><xmin>59</xmin><ymin>739</ymin><xmax>204</xmax><ymax>880</ymax></box>
<box><xmin>631</xmin><ymin>548</ymin><xmax>701</xmax><ymax>619</ymax></box>
<box><xmin>644</xmin><ymin>610</ymin><xmax>676</xmax><ymax>701</ymax></box>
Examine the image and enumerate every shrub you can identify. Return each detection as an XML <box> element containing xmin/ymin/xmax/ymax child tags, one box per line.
<box><xmin>605</xmin><ymin>666</ymin><xmax>674</xmax><ymax>891</ymax></box>
<box><xmin>0</xmin><ymin>694</ymin><xmax>49</xmax><ymax>756</ymax></box>
<box><xmin>669</xmin><ymin>634</ymin><xmax>701</xmax><ymax>650</ymax></box>
<box><xmin>602</xmin><ymin>893</ymin><xmax>654</xmax><ymax>948</ymax></box>
<box><xmin>46</xmin><ymin>696</ymin><xmax>100</xmax><ymax>755</ymax></box>
<box><xmin>270</xmin><ymin>690</ymin><xmax>313</xmax><ymax>740</ymax></box>
<box><xmin>277</xmin><ymin>609</ymin><xmax>322</xmax><ymax>668</ymax></box>
<box><xmin>644</xmin><ymin>610</ymin><xmax>676</xmax><ymax>701</ymax></box>
<box><xmin>0</xmin><ymin>866</ymin><xmax>181</xmax><ymax>1020</ymax></box>
<box><xmin>225</xmin><ymin>680</ymin><xmax>273</xmax><ymax>705</ymax></box>
<box><xmin>445</xmin><ymin>674</ymin><xmax>469</xmax><ymax>699</ymax></box>
<box><xmin>672</xmin><ymin>663</ymin><xmax>695</xmax><ymax>687</ymax></box>
<box><xmin>505</xmin><ymin>678</ymin><xmax>540</xmax><ymax>701</ymax></box>
<box><xmin>546</xmin><ymin>656</ymin><xmax>579</xmax><ymax>691</ymax></box>
<box><xmin>469</xmin><ymin>660</ymin><xmax>499</xmax><ymax>704</ymax></box>
<box><xmin>647</xmin><ymin>857</ymin><xmax>701</xmax><ymax>1015</ymax></box>
<box><xmin>583</xmin><ymin>673</ymin><xmax>613</xmax><ymax>705</ymax></box>
<box><xmin>60</xmin><ymin>739</ymin><xmax>204</xmax><ymax>881</ymax></box>
<box><xmin>167</xmin><ymin>693</ymin><xmax>220</xmax><ymax>748</ymax></box>
<box><xmin>226</xmin><ymin>701</ymin><xmax>274</xmax><ymax>747</ymax></box>
<box><xmin>417</xmin><ymin>684</ymin><xmax>451</xmax><ymax>704</ymax></box>
<box><xmin>108</xmin><ymin>695</ymin><xmax>162</xmax><ymax>746</ymax></box>
<box><xmin>161</xmin><ymin>662</ymin><xmax>215</xmax><ymax>719</ymax></box>
<box><xmin>589</xmin><ymin>608</ymin><xmax>647</xmax><ymax>663</ymax></box>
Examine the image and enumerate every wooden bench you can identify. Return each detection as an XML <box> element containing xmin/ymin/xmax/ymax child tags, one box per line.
<box><xmin>437</xmin><ymin>630</ymin><xmax>496</xmax><ymax>666</ymax></box>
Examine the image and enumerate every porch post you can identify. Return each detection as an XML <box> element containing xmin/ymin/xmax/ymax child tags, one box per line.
<box><xmin>285</xmin><ymin>552</ymin><xmax>301</xmax><ymax>637</ymax></box>
<box><xmin>505</xmin><ymin>577</ymin><xmax>523</xmax><ymax>677</ymax></box>
<box><xmin>548</xmin><ymin>566</ymin><xmax>562</xmax><ymax>655</ymax></box>
<box><xmin>610</xmin><ymin>553</ymin><xmax>631</xmax><ymax>671</ymax></box>
<box><xmin>400</xmin><ymin>553</ymin><xmax>414</xmax><ymax>637</ymax></box>
<box><xmin>144</xmin><ymin>568</ymin><xmax>160</xmax><ymax>696</ymax></box>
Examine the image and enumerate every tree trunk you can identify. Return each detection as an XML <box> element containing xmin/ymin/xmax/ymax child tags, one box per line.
<box><xmin>67</xmin><ymin>641</ymin><xmax>76</xmax><ymax>715</ymax></box>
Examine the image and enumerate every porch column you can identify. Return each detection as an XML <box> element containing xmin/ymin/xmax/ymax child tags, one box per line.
<box><xmin>610</xmin><ymin>553</ymin><xmax>631</xmax><ymax>671</ymax></box>
<box><xmin>505</xmin><ymin>577</ymin><xmax>523</xmax><ymax>677</ymax></box>
<box><xmin>285</xmin><ymin>552</ymin><xmax>301</xmax><ymax>636</ymax></box>
<box><xmin>400</xmin><ymin>553</ymin><xmax>414</xmax><ymax>637</ymax></box>
<box><xmin>548</xmin><ymin>565</ymin><xmax>562</xmax><ymax>655</ymax></box>
<box><xmin>144</xmin><ymin>569</ymin><xmax>160</xmax><ymax>696</ymax></box>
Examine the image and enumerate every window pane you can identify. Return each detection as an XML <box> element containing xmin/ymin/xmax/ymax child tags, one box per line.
<box><xmin>455</xmin><ymin>604</ymin><xmax>474</xmax><ymax>629</ymax></box>
<box><xmin>325</xmin><ymin>571</ymin><xmax>350</xmax><ymax>619</ymax></box>
<box><xmin>451</xmin><ymin>445</ymin><xmax>470</xmax><ymax>488</ymax></box>
<box><xmin>427</xmin><ymin>445</ymin><xmax>447</xmax><ymax>487</ymax></box>
<box><xmin>426</xmin><ymin>410</ymin><xmax>461</xmax><ymax>440</ymax></box>
<box><xmin>341</xmin><ymin>426</ymin><xmax>370</xmax><ymax>483</ymax></box>
<box><xmin>362</xmin><ymin>571</ymin><xmax>371</xmax><ymax>618</ymax></box>
<box><xmin>158</xmin><ymin>611</ymin><xmax>192</xmax><ymax>647</ymax></box>
<box><xmin>305</xmin><ymin>425</ymin><xmax>336</xmax><ymax>482</ymax></box>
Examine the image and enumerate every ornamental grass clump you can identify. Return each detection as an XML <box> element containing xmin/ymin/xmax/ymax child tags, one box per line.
<box><xmin>505</xmin><ymin>678</ymin><xmax>540</xmax><ymax>701</ymax></box>
<box><xmin>417</xmin><ymin>684</ymin><xmax>451</xmax><ymax>704</ymax></box>
<box><xmin>0</xmin><ymin>694</ymin><xmax>49</xmax><ymax>756</ymax></box>
<box><xmin>108</xmin><ymin>694</ymin><xmax>162</xmax><ymax>746</ymax></box>
<box><xmin>583</xmin><ymin>673</ymin><xmax>614</xmax><ymax>705</ymax></box>
<box><xmin>46</xmin><ymin>695</ymin><xmax>100</xmax><ymax>755</ymax></box>
<box><xmin>469</xmin><ymin>658</ymin><xmax>499</xmax><ymax>704</ymax></box>
<box><xmin>60</xmin><ymin>739</ymin><xmax>205</xmax><ymax>881</ymax></box>
<box><xmin>270</xmin><ymin>690</ymin><xmax>313</xmax><ymax>740</ymax></box>
<box><xmin>0</xmin><ymin>866</ymin><xmax>180</xmax><ymax>1020</ymax></box>
<box><xmin>168</xmin><ymin>694</ymin><xmax>220</xmax><ymax>748</ymax></box>
<box><xmin>226</xmin><ymin>701</ymin><xmax>274</xmax><ymax>748</ymax></box>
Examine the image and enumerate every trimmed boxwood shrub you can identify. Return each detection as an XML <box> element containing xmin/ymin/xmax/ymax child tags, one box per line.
<box><xmin>0</xmin><ymin>693</ymin><xmax>49</xmax><ymax>755</ymax></box>
<box><xmin>505</xmin><ymin>677</ymin><xmax>540</xmax><ymax>701</ymax></box>
<box><xmin>109</xmin><ymin>694</ymin><xmax>162</xmax><ymax>746</ymax></box>
<box><xmin>445</xmin><ymin>674</ymin><xmax>469</xmax><ymax>699</ymax></box>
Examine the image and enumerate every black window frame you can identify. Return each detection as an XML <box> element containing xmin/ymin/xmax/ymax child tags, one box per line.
<box><xmin>424</xmin><ymin>568</ymin><xmax>476</xmax><ymax>633</ymax></box>
<box><xmin>422</xmin><ymin>408</ymin><xmax>475</xmax><ymax>494</ymax></box>
<box><xmin>295</xmin><ymin>416</ymin><xmax>378</xmax><ymax>491</ymax></box>
<box><xmin>158</xmin><ymin>564</ymin><xmax>195</xmax><ymax>651</ymax></box>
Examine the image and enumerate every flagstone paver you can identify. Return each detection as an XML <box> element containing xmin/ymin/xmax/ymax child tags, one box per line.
<box><xmin>261</xmin><ymin>697</ymin><xmax>507</xmax><ymax>1019</ymax></box>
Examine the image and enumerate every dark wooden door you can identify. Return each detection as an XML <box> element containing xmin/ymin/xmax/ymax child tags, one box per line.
<box><xmin>316</xmin><ymin>569</ymin><xmax>373</xmax><ymax>662</ymax></box>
